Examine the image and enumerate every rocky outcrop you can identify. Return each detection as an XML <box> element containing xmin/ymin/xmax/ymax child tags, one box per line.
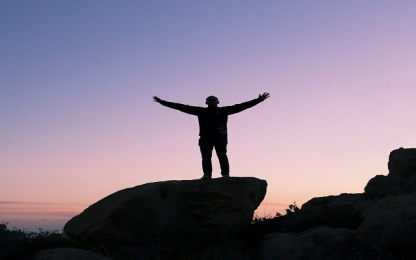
<box><xmin>302</xmin><ymin>193</ymin><xmax>366</xmax><ymax>223</ymax></box>
<box><xmin>258</xmin><ymin>148</ymin><xmax>416</xmax><ymax>260</ymax></box>
<box><xmin>301</xmin><ymin>193</ymin><xmax>363</xmax><ymax>211</ymax></box>
<box><xmin>388</xmin><ymin>147</ymin><xmax>416</xmax><ymax>179</ymax></box>
<box><xmin>44</xmin><ymin>148</ymin><xmax>416</xmax><ymax>259</ymax></box>
<box><xmin>64</xmin><ymin>177</ymin><xmax>267</xmax><ymax>245</ymax></box>
<box><xmin>358</xmin><ymin>192</ymin><xmax>416</xmax><ymax>234</ymax></box>
<box><xmin>31</xmin><ymin>248</ymin><xmax>113</xmax><ymax>260</ymax></box>
<box><xmin>261</xmin><ymin>193</ymin><xmax>365</xmax><ymax>234</ymax></box>
<box><xmin>365</xmin><ymin>148</ymin><xmax>416</xmax><ymax>198</ymax></box>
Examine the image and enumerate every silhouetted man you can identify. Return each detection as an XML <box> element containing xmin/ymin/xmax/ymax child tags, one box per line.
<box><xmin>153</xmin><ymin>92</ymin><xmax>270</xmax><ymax>180</ymax></box>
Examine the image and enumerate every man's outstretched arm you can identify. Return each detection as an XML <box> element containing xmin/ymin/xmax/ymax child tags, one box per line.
<box><xmin>153</xmin><ymin>96</ymin><xmax>201</xmax><ymax>115</ymax></box>
<box><xmin>223</xmin><ymin>92</ymin><xmax>270</xmax><ymax>115</ymax></box>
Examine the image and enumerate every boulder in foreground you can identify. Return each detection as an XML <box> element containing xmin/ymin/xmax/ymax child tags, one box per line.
<box><xmin>64</xmin><ymin>177</ymin><xmax>267</xmax><ymax>245</ymax></box>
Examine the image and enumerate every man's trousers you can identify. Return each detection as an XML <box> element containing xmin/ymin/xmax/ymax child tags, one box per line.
<box><xmin>198</xmin><ymin>137</ymin><xmax>229</xmax><ymax>177</ymax></box>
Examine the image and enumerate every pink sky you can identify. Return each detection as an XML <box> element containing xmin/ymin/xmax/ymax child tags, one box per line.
<box><xmin>1</xmin><ymin>1</ymin><xmax>416</xmax><ymax>231</ymax></box>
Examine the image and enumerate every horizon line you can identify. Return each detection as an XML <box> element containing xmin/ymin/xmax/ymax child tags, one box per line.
<box><xmin>0</xmin><ymin>201</ymin><xmax>89</xmax><ymax>206</ymax></box>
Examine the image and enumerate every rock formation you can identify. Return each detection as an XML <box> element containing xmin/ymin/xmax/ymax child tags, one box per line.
<box><xmin>365</xmin><ymin>147</ymin><xmax>416</xmax><ymax>198</ymax></box>
<box><xmin>358</xmin><ymin>192</ymin><xmax>416</xmax><ymax>235</ymax></box>
<box><xmin>31</xmin><ymin>148</ymin><xmax>416</xmax><ymax>259</ymax></box>
<box><xmin>258</xmin><ymin>147</ymin><xmax>416</xmax><ymax>260</ymax></box>
<box><xmin>260</xmin><ymin>226</ymin><xmax>355</xmax><ymax>260</ymax></box>
<box><xmin>64</xmin><ymin>177</ymin><xmax>267</xmax><ymax>245</ymax></box>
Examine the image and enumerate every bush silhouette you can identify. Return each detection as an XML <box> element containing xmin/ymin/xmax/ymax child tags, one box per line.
<box><xmin>0</xmin><ymin>222</ymin><xmax>80</xmax><ymax>260</ymax></box>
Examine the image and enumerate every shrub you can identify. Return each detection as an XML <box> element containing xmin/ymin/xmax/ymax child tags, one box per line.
<box><xmin>0</xmin><ymin>221</ymin><xmax>81</xmax><ymax>260</ymax></box>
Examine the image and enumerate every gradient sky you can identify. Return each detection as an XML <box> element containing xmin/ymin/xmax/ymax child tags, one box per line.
<box><xmin>1</xmin><ymin>1</ymin><xmax>416</xmax><ymax>231</ymax></box>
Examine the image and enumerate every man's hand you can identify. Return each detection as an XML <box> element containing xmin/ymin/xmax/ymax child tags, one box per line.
<box><xmin>258</xmin><ymin>92</ymin><xmax>270</xmax><ymax>101</ymax></box>
<box><xmin>153</xmin><ymin>96</ymin><xmax>163</xmax><ymax>103</ymax></box>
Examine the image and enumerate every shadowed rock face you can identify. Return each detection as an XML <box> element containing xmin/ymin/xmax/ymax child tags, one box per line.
<box><xmin>259</xmin><ymin>148</ymin><xmax>416</xmax><ymax>260</ymax></box>
<box><xmin>388</xmin><ymin>147</ymin><xmax>416</xmax><ymax>179</ymax></box>
<box><xmin>359</xmin><ymin>193</ymin><xmax>416</xmax><ymax>234</ymax></box>
<box><xmin>365</xmin><ymin>148</ymin><xmax>416</xmax><ymax>198</ymax></box>
<box><xmin>64</xmin><ymin>177</ymin><xmax>267</xmax><ymax>245</ymax></box>
<box><xmin>259</xmin><ymin>226</ymin><xmax>356</xmax><ymax>260</ymax></box>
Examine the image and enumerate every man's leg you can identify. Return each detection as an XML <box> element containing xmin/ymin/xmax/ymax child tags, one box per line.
<box><xmin>199</xmin><ymin>138</ymin><xmax>214</xmax><ymax>178</ymax></box>
<box><xmin>214</xmin><ymin>138</ymin><xmax>229</xmax><ymax>176</ymax></box>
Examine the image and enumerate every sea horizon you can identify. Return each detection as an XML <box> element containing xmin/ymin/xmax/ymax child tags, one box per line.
<box><xmin>0</xmin><ymin>201</ymin><xmax>87</xmax><ymax>232</ymax></box>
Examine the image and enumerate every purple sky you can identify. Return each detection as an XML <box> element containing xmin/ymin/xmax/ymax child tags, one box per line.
<box><xmin>1</xmin><ymin>1</ymin><xmax>416</xmax><ymax>231</ymax></box>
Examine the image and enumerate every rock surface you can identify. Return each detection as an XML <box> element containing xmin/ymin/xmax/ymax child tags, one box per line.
<box><xmin>365</xmin><ymin>147</ymin><xmax>416</xmax><ymax>198</ymax></box>
<box><xmin>31</xmin><ymin>248</ymin><xmax>113</xmax><ymax>260</ymax></box>
<box><xmin>388</xmin><ymin>147</ymin><xmax>416</xmax><ymax>179</ymax></box>
<box><xmin>301</xmin><ymin>193</ymin><xmax>362</xmax><ymax>211</ymax></box>
<box><xmin>259</xmin><ymin>226</ymin><xmax>355</xmax><ymax>260</ymax></box>
<box><xmin>271</xmin><ymin>193</ymin><xmax>364</xmax><ymax>233</ymax></box>
<box><xmin>53</xmin><ymin>147</ymin><xmax>416</xmax><ymax>259</ymax></box>
<box><xmin>258</xmin><ymin>148</ymin><xmax>416</xmax><ymax>259</ymax></box>
<box><xmin>358</xmin><ymin>192</ymin><xmax>416</xmax><ymax>234</ymax></box>
<box><xmin>64</xmin><ymin>177</ymin><xmax>267</xmax><ymax>245</ymax></box>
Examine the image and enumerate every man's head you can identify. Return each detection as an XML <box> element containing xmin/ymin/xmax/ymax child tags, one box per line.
<box><xmin>205</xmin><ymin>96</ymin><xmax>219</xmax><ymax>107</ymax></box>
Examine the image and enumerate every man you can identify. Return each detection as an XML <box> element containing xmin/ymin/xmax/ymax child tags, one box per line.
<box><xmin>153</xmin><ymin>92</ymin><xmax>270</xmax><ymax>179</ymax></box>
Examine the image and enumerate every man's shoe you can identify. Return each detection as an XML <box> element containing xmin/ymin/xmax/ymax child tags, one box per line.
<box><xmin>201</xmin><ymin>175</ymin><xmax>211</xmax><ymax>180</ymax></box>
<box><xmin>222</xmin><ymin>175</ymin><xmax>230</xmax><ymax>178</ymax></box>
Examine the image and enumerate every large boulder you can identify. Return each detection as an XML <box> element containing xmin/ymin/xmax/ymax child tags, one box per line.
<box><xmin>388</xmin><ymin>147</ymin><xmax>416</xmax><ymax>179</ymax></box>
<box><xmin>365</xmin><ymin>148</ymin><xmax>416</xmax><ymax>198</ymax></box>
<box><xmin>301</xmin><ymin>193</ymin><xmax>362</xmax><ymax>212</ymax></box>
<box><xmin>358</xmin><ymin>192</ymin><xmax>416</xmax><ymax>234</ymax></box>
<box><xmin>64</xmin><ymin>177</ymin><xmax>267</xmax><ymax>245</ymax></box>
<box><xmin>355</xmin><ymin>192</ymin><xmax>416</xmax><ymax>258</ymax></box>
<box><xmin>273</xmin><ymin>193</ymin><xmax>364</xmax><ymax>232</ymax></box>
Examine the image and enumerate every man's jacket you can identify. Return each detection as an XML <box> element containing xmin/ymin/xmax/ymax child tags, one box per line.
<box><xmin>159</xmin><ymin>97</ymin><xmax>263</xmax><ymax>139</ymax></box>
